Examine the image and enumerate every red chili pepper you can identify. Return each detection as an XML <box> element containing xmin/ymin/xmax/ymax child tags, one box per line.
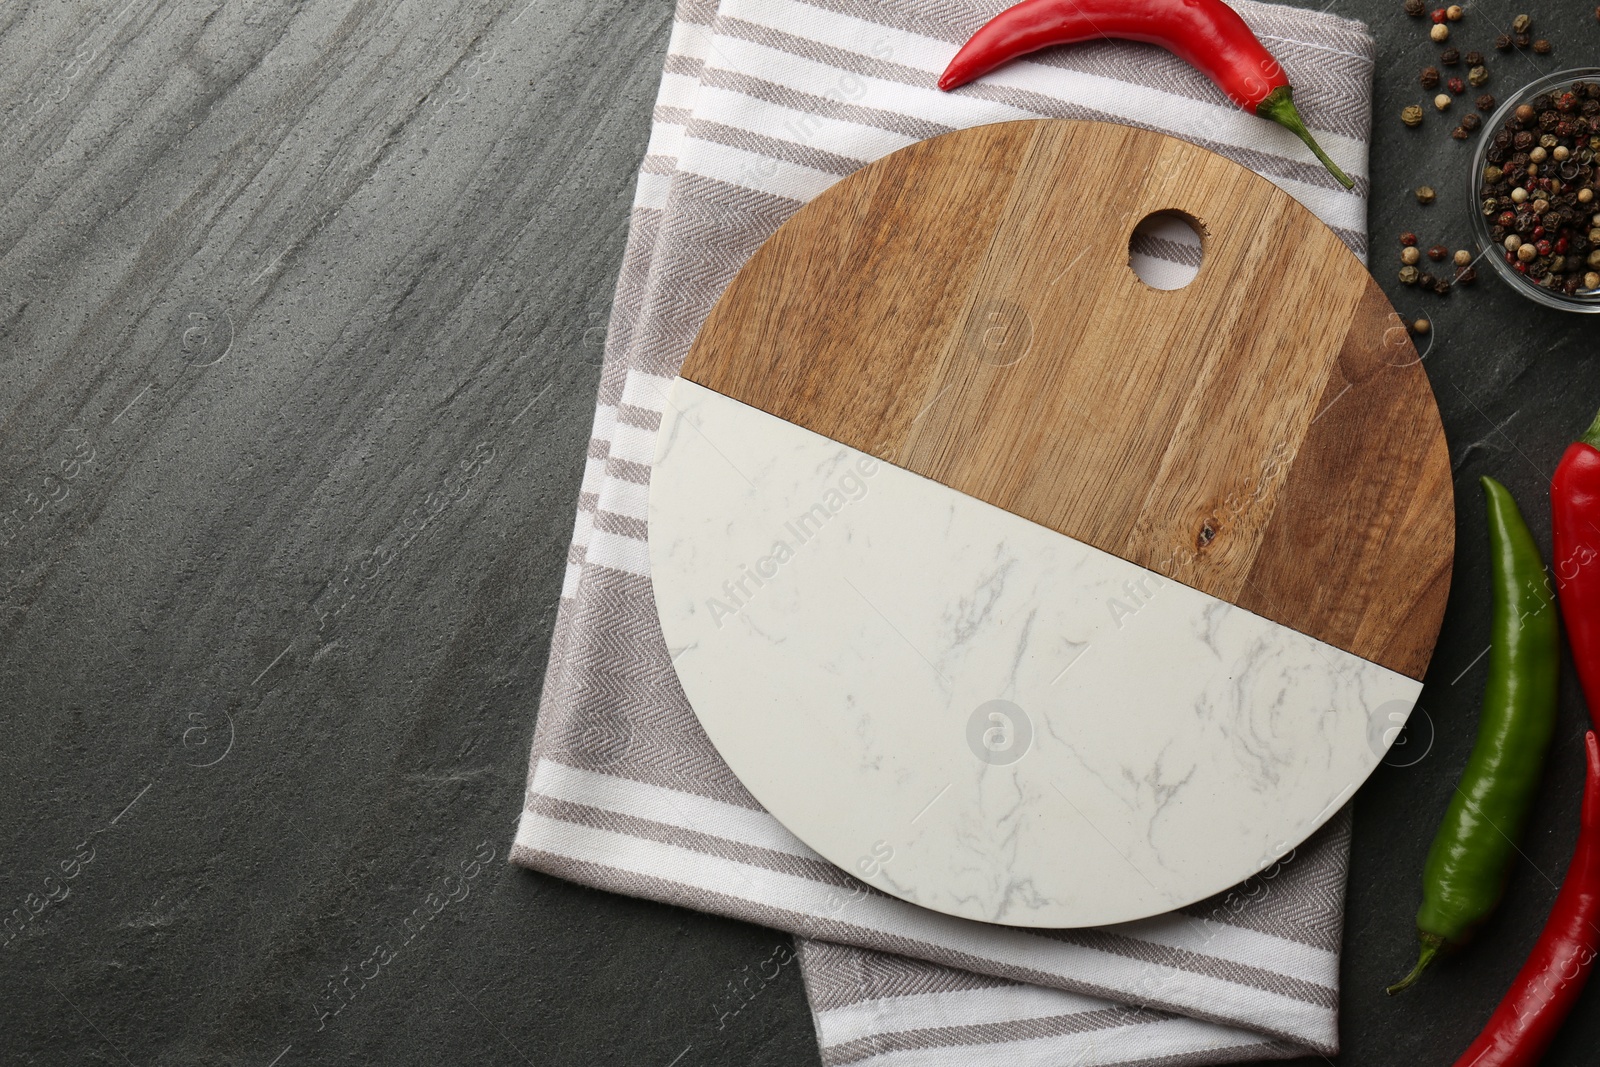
<box><xmin>1450</xmin><ymin>731</ymin><xmax>1600</xmax><ymax>1066</ymax></box>
<box><xmin>936</xmin><ymin>0</ymin><xmax>1354</xmax><ymax>189</ymax></box>
<box><xmin>1554</xmin><ymin>406</ymin><xmax>1600</xmax><ymax>727</ymax></box>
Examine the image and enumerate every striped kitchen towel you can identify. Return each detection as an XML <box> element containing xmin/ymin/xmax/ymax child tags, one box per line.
<box><xmin>512</xmin><ymin>0</ymin><xmax>1375</xmax><ymax>1062</ymax></box>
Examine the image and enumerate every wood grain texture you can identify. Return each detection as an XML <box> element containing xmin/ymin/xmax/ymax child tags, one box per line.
<box><xmin>680</xmin><ymin>120</ymin><xmax>1453</xmax><ymax>680</ymax></box>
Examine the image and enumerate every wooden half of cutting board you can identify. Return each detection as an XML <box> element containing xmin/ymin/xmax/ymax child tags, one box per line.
<box><xmin>679</xmin><ymin>119</ymin><xmax>1454</xmax><ymax>681</ymax></box>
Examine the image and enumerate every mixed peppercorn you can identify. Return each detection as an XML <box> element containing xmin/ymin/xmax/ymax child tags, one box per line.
<box><xmin>1398</xmin><ymin>10</ymin><xmax>1559</xmax><ymax>138</ymax></box>
<box><xmin>1398</xmin><ymin>230</ymin><xmax>1476</xmax><ymax>295</ymax></box>
<box><xmin>1480</xmin><ymin>80</ymin><xmax>1600</xmax><ymax>296</ymax></box>
<box><xmin>1391</xmin><ymin>7</ymin><xmax>1599</xmax><ymax>307</ymax></box>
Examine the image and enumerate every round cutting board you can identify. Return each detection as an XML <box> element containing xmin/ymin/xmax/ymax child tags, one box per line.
<box><xmin>648</xmin><ymin>120</ymin><xmax>1453</xmax><ymax>928</ymax></box>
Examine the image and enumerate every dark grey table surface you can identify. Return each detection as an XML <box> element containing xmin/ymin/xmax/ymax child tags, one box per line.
<box><xmin>4</xmin><ymin>1</ymin><xmax>1599</xmax><ymax>1064</ymax></box>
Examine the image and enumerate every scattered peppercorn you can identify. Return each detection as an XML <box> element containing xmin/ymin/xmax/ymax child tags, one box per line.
<box><xmin>1514</xmin><ymin>31</ymin><xmax>1531</xmax><ymax>48</ymax></box>
<box><xmin>1421</xmin><ymin>66</ymin><xmax>1441</xmax><ymax>88</ymax></box>
<box><xmin>1512</xmin><ymin>13</ymin><xmax>1532</xmax><ymax>34</ymax></box>
<box><xmin>1495</xmin><ymin>32</ymin><xmax>1513</xmax><ymax>50</ymax></box>
<box><xmin>1454</xmin><ymin>249</ymin><xmax>1472</xmax><ymax>266</ymax></box>
<box><xmin>1533</xmin><ymin>39</ymin><xmax>1551</xmax><ymax>55</ymax></box>
<box><xmin>1469</xmin><ymin>65</ymin><xmax>1490</xmax><ymax>88</ymax></box>
<box><xmin>1405</xmin><ymin>0</ymin><xmax>1426</xmax><ymax>12</ymax></box>
<box><xmin>1462</xmin><ymin>113</ymin><xmax>1482</xmax><ymax>131</ymax></box>
<box><xmin>1441</xmin><ymin>47</ymin><xmax>1461</xmax><ymax>66</ymax></box>
<box><xmin>1412</xmin><ymin>318</ymin><xmax>1431</xmax><ymax>334</ymax></box>
<box><xmin>1452</xmin><ymin>125</ymin><xmax>1469</xmax><ymax>139</ymax></box>
<box><xmin>1449</xmin><ymin>76</ymin><xmax>1467</xmax><ymax>94</ymax></box>
<box><xmin>1465</xmin><ymin>50</ymin><xmax>1484</xmax><ymax>65</ymax></box>
<box><xmin>1477</xmin><ymin>92</ymin><xmax>1497</xmax><ymax>111</ymax></box>
<box><xmin>1401</xmin><ymin>232</ymin><xmax>1419</xmax><ymax>246</ymax></box>
<box><xmin>1418</xmin><ymin>186</ymin><xmax>1438</xmax><ymax>205</ymax></box>
<box><xmin>1400</xmin><ymin>265</ymin><xmax>1422</xmax><ymax>284</ymax></box>
<box><xmin>1436</xmin><ymin>93</ymin><xmax>1453</xmax><ymax>110</ymax></box>
<box><xmin>1433</xmin><ymin>23</ymin><xmax>1451</xmax><ymax>41</ymax></box>
<box><xmin>1432</xmin><ymin>7</ymin><xmax>1448</xmax><ymax>22</ymax></box>
<box><xmin>1446</xmin><ymin>3</ymin><xmax>1464</xmax><ymax>19</ymax></box>
<box><xmin>1426</xmin><ymin>244</ymin><xmax>1448</xmax><ymax>261</ymax></box>
<box><xmin>1402</xmin><ymin>104</ymin><xmax>1425</xmax><ymax>127</ymax></box>
<box><xmin>1403</xmin><ymin>246</ymin><xmax>1423</xmax><ymax>264</ymax></box>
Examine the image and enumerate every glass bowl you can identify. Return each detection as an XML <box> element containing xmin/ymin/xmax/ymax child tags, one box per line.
<box><xmin>1468</xmin><ymin>67</ymin><xmax>1600</xmax><ymax>312</ymax></box>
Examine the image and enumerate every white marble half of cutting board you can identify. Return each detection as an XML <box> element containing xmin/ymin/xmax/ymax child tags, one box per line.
<box><xmin>649</xmin><ymin>377</ymin><xmax>1420</xmax><ymax>928</ymax></box>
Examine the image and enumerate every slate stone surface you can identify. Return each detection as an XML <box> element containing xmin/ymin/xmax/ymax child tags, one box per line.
<box><xmin>2</xmin><ymin>1</ymin><xmax>1598</xmax><ymax>1065</ymax></box>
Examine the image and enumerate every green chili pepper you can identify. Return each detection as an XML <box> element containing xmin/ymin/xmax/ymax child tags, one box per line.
<box><xmin>1388</xmin><ymin>476</ymin><xmax>1560</xmax><ymax>995</ymax></box>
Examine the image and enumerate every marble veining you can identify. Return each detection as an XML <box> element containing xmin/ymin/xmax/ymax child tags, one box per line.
<box><xmin>649</xmin><ymin>378</ymin><xmax>1421</xmax><ymax>928</ymax></box>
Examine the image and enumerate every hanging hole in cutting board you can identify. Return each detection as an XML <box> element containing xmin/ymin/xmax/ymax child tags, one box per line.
<box><xmin>1128</xmin><ymin>210</ymin><xmax>1206</xmax><ymax>291</ymax></box>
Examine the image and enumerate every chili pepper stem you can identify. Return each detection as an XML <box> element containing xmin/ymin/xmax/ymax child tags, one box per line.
<box><xmin>1581</xmin><ymin>404</ymin><xmax>1600</xmax><ymax>451</ymax></box>
<box><xmin>1256</xmin><ymin>86</ymin><xmax>1355</xmax><ymax>189</ymax></box>
<box><xmin>1386</xmin><ymin>934</ymin><xmax>1443</xmax><ymax>995</ymax></box>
